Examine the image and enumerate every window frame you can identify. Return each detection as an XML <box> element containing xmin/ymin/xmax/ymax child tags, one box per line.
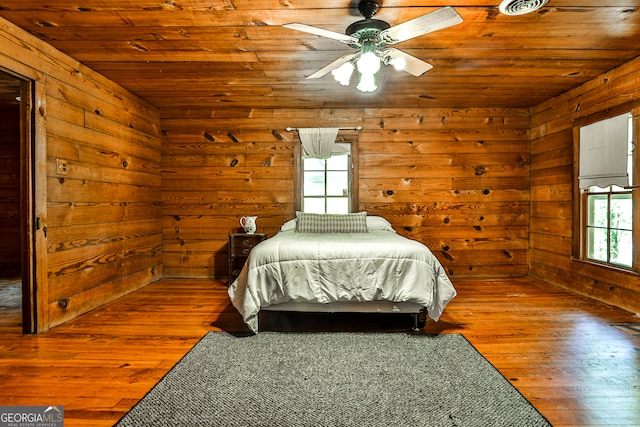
<box><xmin>581</xmin><ymin>186</ymin><xmax>633</xmax><ymax>267</ymax></box>
<box><xmin>572</xmin><ymin>103</ymin><xmax>640</xmax><ymax>273</ymax></box>
<box><xmin>294</xmin><ymin>132</ymin><xmax>359</xmax><ymax>213</ymax></box>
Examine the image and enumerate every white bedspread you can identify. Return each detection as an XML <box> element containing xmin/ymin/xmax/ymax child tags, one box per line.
<box><xmin>228</xmin><ymin>229</ymin><xmax>456</xmax><ymax>333</ymax></box>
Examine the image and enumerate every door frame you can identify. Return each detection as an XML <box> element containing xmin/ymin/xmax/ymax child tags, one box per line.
<box><xmin>22</xmin><ymin>76</ymin><xmax>48</xmax><ymax>333</ymax></box>
<box><xmin>1</xmin><ymin>65</ymin><xmax>48</xmax><ymax>333</ymax></box>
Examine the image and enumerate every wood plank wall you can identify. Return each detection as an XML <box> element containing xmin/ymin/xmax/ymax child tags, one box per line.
<box><xmin>0</xmin><ymin>16</ymin><xmax>163</xmax><ymax>329</ymax></box>
<box><xmin>530</xmin><ymin>56</ymin><xmax>640</xmax><ymax>315</ymax></box>
<box><xmin>3</xmin><ymin>13</ymin><xmax>637</xmax><ymax>328</ymax></box>
<box><xmin>161</xmin><ymin>107</ymin><xmax>531</xmax><ymax>279</ymax></box>
<box><xmin>0</xmin><ymin>107</ymin><xmax>20</xmax><ymax>277</ymax></box>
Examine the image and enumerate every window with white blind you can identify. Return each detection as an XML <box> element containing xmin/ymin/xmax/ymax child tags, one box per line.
<box><xmin>576</xmin><ymin>110</ymin><xmax>637</xmax><ymax>270</ymax></box>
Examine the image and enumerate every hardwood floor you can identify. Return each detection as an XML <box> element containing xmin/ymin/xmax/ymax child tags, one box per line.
<box><xmin>0</xmin><ymin>277</ymin><xmax>638</xmax><ymax>426</ymax></box>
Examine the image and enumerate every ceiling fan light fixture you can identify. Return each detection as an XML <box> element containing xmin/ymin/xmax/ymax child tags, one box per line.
<box><xmin>356</xmin><ymin>51</ymin><xmax>381</xmax><ymax>75</ymax></box>
<box><xmin>331</xmin><ymin>62</ymin><xmax>355</xmax><ymax>86</ymax></box>
<box><xmin>499</xmin><ymin>0</ymin><xmax>549</xmax><ymax>16</ymax></box>
<box><xmin>356</xmin><ymin>72</ymin><xmax>377</xmax><ymax>93</ymax></box>
<box><xmin>355</xmin><ymin>45</ymin><xmax>381</xmax><ymax>93</ymax></box>
<box><xmin>285</xmin><ymin>2</ymin><xmax>463</xmax><ymax>92</ymax></box>
<box><xmin>389</xmin><ymin>56</ymin><xmax>407</xmax><ymax>71</ymax></box>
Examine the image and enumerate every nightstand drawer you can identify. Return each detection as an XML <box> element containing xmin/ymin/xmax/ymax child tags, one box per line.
<box><xmin>230</xmin><ymin>236</ymin><xmax>265</xmax><ymax>255</ymax></box>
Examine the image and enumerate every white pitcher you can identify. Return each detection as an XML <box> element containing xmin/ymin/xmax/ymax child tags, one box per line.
<box><xmin>239</xmin><ymin>216</ymin><xmax>257</xmax><ymax>234</ymax></box>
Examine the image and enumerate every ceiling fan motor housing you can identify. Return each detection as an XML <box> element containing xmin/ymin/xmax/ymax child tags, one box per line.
<box><xmin>346</xmin><ymin>19</ymin><xmax>390</xmax><ymax>42</ymax></box>
<box><xmin>345</xmin><ymin>0</ymin><xmax>389</xmax><ymax>45</ymax></box>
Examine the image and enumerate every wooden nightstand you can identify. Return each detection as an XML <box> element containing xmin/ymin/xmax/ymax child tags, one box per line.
<box><xmin>228</xmin><ymin>233</ymin><xmax>267</xmax><ymax>284</ymax></box>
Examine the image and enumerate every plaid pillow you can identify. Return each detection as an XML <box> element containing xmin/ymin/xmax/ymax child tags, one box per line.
<box><xmin>296</xmin><ymin>211</ymin><xmax>368</xmax><ymax>233</ymax></box>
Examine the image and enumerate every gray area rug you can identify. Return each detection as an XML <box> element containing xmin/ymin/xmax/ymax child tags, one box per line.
<box><xmin>116</xmin><ymin>332</ymin><xmax>551</xmax><ymax>427</ymax></box>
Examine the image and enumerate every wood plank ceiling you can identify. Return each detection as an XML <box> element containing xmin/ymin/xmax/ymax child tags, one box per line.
<box><xmin>0</xmin><ymin>0</ymin><xmax>639</xmax><ymax>110</ymax></box>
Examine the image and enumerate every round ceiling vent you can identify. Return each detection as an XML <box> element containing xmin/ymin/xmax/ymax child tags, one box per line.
<box><xmin>499</xmin><ymin>0</ymin><xmax>549</xmax><ymax>16</ymax></box>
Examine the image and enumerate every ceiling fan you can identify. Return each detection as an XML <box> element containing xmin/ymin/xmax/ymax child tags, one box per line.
<box><xmin>283</xmin><ymin>1</ymin><xmax>463</xmax><ymax>92</ymax></box>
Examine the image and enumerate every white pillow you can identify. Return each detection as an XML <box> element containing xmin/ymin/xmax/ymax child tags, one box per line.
<box><xmin>280</xmin><ymin>218</ymin><xmax>297</xmax><ymax>231</ymax></box>
<box><xmin>366</xmin><ymin>216</ymin><xmax>396</xmax><ymax>232</ymax></box>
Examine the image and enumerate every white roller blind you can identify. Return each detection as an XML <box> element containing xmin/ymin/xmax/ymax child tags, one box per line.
<box><xmin>579</xmin><ymin>113</ymin><xmax>630</xmax><ymax>189</ymax></box>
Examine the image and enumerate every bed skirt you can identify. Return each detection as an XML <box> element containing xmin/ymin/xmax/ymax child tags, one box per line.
<box><xmin>261</xmin><ymin>301</ymin><xmax>427</xmax><ymax>330</ymax></box>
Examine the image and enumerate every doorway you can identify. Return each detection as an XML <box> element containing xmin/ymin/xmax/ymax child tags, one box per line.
<box><xmin>0</xmin><ymin>68</ymin><xmax>37</xmax><ymax>333</ymax></box>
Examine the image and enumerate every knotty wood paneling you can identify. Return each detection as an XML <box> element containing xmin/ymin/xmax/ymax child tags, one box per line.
<box><xmin>161</xmin><ymin>106</ymin><xmax>530</xmax><ymax>278</ymax></box>
<box><xmin>360</xmin><ymin>108</ymin><xmax>530</xmax><ymax>278</ymax></box>
<box><xmin>530</xmin><ymin>56</ymin><xmax>640</xmax><ymax>315</ymax></box>
<box><xmin>0</xmin><ymin>107</ymin><xmax>20</xmax><ymax>277</ymax></box>
<box><xmin>2</xmin><ymin>1</ymin><xmax>639</xmax><ymax>111</ymax></box>
<box><xmin>0</xmin><ymin>16</ymin><xmax>162</xmax><ymax>330</ymax></box>
<box><xmin>1</xmin><ymin>2</ymin><xmax>637</xmax><ymax>327</ymax></box>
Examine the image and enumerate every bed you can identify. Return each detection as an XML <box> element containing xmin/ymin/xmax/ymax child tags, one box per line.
<box><xmin>228</xmin><ymin>212</ymin><xmax>456</xmax><ymax>333</ymax></box>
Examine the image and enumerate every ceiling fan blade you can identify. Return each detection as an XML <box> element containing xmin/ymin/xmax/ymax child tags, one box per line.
<box><xmin>307</xmin><ymin>52</ymin><xmax>359</xmax><ymax>79</ymax></box>
<box><xmin>381</xmin><ymin>48</ymin><xmax>433</xmax><ymax>76</ymax></box>
<box><xmin>283</xmin><ymin>23</ymin><xmax>359</xmax><ymax>44</ymax></box>
<box><xmin>380</xmin><ymin>6</ymin><xmax>463</xmax><ymax>45</ymax></box>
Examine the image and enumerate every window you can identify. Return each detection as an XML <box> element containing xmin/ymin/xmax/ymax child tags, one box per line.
<box><xmin>584</xmin><ymin>188</ymin><xmax>633</xmax><ymax>267</ymax></box>
<box><xmin>577</xmin><ymin>110</ymin><xmax>637</xmax><ymax>270</ymax></box>
<box><xmin>294</xmin><ymin>138</ymin><xmax>358</xmax><ymax>214</ymax></box>
<box><xmin>302</xmin><ymin>147</ymin><xmax>351</xmax><ymax>213</ymax></box>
